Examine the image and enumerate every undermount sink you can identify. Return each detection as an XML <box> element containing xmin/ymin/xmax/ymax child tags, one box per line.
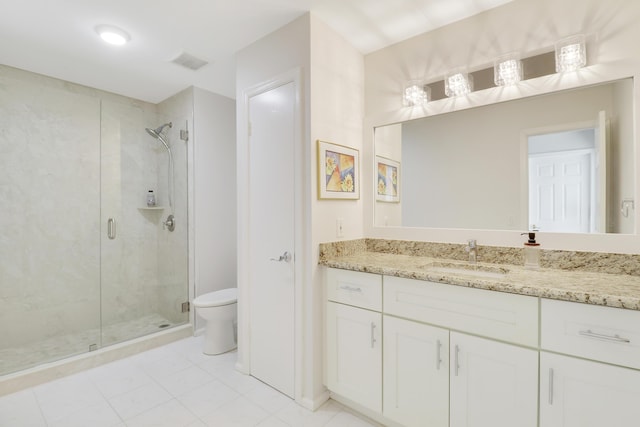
<box><xmin>425</xmin><ymin>262</ymin><xmax>509</xmax><ymax>279</ymax></box>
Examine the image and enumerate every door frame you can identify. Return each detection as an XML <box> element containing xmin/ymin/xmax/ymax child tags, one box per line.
<box><xmin>236</xmin><ymin>68</ymin><xmax>306</xmax><ymax>403</ymax></box>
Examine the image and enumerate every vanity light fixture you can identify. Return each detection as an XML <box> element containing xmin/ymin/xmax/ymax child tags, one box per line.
<box><xmin>494</xmin><ymin>53</ymin><xmax>523</xmax><ymax>86</ymax></box>
<box><xmin>403</xmin><ymin>80</ymin><xmax>430</xmax><ymax>106</ymax></box>
<box><xmin>555</xmin><ymin>34</ymin><xmax>586</xmax><ymax>72</ymax></box>
<box><xmin>95</xmin><ymin>25</ymin><xmax>131</xmax><ymax>46</ymax></box>
<box><xmin>444</xmin><ymin>70</ymin><xmax>473</xmax><ymax>97</ymax></box>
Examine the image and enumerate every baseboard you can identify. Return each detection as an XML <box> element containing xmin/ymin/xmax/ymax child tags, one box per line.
<box><xmin>330</xmin><ymin>392</ymin><xmax>399</xmax><ymax>427</ymax></box>
<box><xmin>298</xmin><ymin>389</ymin><xmax>330</xmax><ymax>411</ymax></box>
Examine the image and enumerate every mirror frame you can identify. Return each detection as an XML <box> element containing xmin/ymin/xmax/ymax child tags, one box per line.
<box><xmin>364</xmin><ymin>71</ymin><xmax>640</xmax><ymax>254</ymax></box>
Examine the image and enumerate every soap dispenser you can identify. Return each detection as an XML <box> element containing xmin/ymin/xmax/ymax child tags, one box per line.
<box><xmin>521</xmin><ymin>232</ymin><xmax>540</xmax><ymax>270</ymax></box>
<box><xmin>146</xmin><ymin>190</ymin><xmax>156</xmax><ymax>207</ymax></box>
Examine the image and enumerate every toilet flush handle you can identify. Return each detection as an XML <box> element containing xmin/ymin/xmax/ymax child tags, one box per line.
<box><xmin>270</xmin><ymin>251</ymin><xmax>292</xmax><ymax>263</ymax></box>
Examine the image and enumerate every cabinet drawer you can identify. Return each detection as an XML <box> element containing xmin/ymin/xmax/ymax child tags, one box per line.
<box><xmin>326</xmin><ymin>268</ymin><xmax>382</xmax><ymax>311</ymax></box>
<box><xmin>384</xmin><ymin>276</ymin><xmax>539</xmax><ymax>347</ymax></box>
<box><xmin>541</xmin><ymin>299</ymin><xmax>640</xmax><ymax>369</ymax></box>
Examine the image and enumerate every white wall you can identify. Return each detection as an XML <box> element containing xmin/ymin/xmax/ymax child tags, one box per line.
<box><xmin>310</xmin><ymin>12</ymin><xmax>365</xmax><ymax>405</ymax></box>
<box><xmin>192</xmin><ymin>87</ymin><xmax>237</xmax><ymax>332</ymax></box>
<box><xmin>363</xmin><ymin>0</ymin><xmax>640</xmax><ymax>253</ymax></box>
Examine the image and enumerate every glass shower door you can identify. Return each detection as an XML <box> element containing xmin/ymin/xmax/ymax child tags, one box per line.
<box><xmin>100</xmin><ymin>99</ymin><xmax>189</xmax><ymax>347</ymax></box>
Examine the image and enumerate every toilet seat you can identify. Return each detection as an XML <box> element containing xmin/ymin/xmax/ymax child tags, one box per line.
<box><xmin>193</xmin><ymin>288</ymin><xmax>237</xmax><ymax>308</ymax></box>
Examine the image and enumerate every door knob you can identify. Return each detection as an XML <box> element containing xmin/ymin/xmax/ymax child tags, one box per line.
<box><xmin>270</xmin><ymin>251</ymin><xmax>292</xmax><ymax>262</ymax></box>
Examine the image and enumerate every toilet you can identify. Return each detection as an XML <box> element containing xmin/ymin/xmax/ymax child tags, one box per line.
<box><xmin>192</xmin><ymin>288</ymin><xmax>238</xmax><ymax>355</ymax></box>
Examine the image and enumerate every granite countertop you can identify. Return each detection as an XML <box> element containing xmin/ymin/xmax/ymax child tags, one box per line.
<box><xmin>320</xmin><ymin>251</ymin><xmax>640</xmax><ymax>311</ymax></box>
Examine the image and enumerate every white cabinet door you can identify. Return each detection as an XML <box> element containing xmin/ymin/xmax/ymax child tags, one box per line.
<box><xmin>383</xmin><ymin>315</ymin><xmax>449</xmax><ymax>427</ymax></box>
<box><xmin>450</xmin><ymin>332</ymin><xmax>538</xmax><ymax>427</ymax></box>
<box><xmin>540</xmin><ymin>352</ymin><xmax>640</xmax><ymax>427</ymax></box>
<box><xmin>326</xmin><ymin>301</ymin><xmax>382</xmax><ymax>412</ymax></box>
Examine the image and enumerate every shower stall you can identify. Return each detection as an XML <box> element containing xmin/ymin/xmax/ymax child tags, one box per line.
<box><xmin>0</xmin><ymin>65</ymin><xmax>190</xmax><ymax>376</ymax></box>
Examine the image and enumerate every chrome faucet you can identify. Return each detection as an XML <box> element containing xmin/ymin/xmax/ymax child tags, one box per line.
<box><xmin>465</xmin><ymin>239</ymin><xmax>477</xmax><ymax>264</ymax></box>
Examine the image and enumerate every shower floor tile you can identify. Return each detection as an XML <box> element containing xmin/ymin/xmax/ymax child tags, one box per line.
<box><xmin>0</xmin><ymin>313</ymin><xmax>178</xmax><ymax>376</ymax></box>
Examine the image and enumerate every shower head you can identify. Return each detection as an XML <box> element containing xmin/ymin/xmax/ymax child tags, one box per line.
<box><xmin>145</xmin><ymin>122</ymin><xmax>172</xmax><ymax>139</ymax></box>
<box><xmin>145</xmin><ymin>122</ymin><xmax>175</xmax><ymax>212</ymax></box>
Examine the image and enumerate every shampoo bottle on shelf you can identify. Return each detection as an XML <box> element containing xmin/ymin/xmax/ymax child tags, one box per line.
<box><xmin>146</xmin><ymin>190</ymin><xmax>156</xmax><ymax>207</ymax></box>
<box><xmin>521</xmin><ymin>232</ymin><xmax>540</xmax><ymax>270</ymax></box>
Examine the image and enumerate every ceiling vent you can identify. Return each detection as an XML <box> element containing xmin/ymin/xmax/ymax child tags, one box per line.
<box><xmin>171</xmin><ymin>52</ymin><xmax>209</xmax><ymax>71</ymax></box>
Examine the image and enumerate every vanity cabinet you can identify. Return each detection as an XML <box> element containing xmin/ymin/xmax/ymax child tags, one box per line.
<box><xmin>450</xmin><ymin>332</ymin><xmax>538</xmax><ymax>427</ymax></box>
<box><xmin>325</xmin><ymin>268</ymin><xmax>539</xmax><ymax>426</ymax></box>
<box><xmin>325</xmin><ymin>268</ymin><xmax>382</xmax><ymax>412</ymax></box>
<box><xmin>539</xmin><ymin>299</ymin><xmax>640</xmax><ymax>426</ymax></box>
<box><xmin>384</xmin><ymin>275</ymin><xmax>539</xmax><ymax>427</ymax></box>
<box><xmin>324</xmin><ymin>264</ymin><xmax>640</xmax><ymax>427</ymax></box>
<box><xmin>539</xmin><ymin>352</ymin><xmax>640</xmax><ymax>427</ymax></box>
<box><xmin>383</xmin><ymin>315</ymin><xmax>449</xmax><ymax>426</ymax></box>
<box><xmin>383</xmin><ymin>318</ymin><xmax>538</xmax><ymax>427</ymax></box>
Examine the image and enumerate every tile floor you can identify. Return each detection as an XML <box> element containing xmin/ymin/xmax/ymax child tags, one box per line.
<box><xmin>0</xmin><ymin>335</ymin><xmax>380</xmax><ymax>427</ymax></box>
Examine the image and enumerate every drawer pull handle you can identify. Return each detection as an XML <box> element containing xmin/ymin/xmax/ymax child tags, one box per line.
<box><xmin>436</xmin><ymin>339</ymin><xmax>442</xmax><ymax>370</ymax></box>
<box><xmin>370</xmin><ymin>322</ymin><xmax>377</xmax><ymax>348</ymax></box>
<box><xmin>579</xmin><ymin>329</ymin><xmax>631</xmax><ymax>343</ymax></box>
<box><xmin>339</xmin><ymin>285</ymin><xmax>362</xmax><ymax>293</ymax></box>
<box><xmin>548</xmin><ymin>368</ymin><xmax>554</xmax><ymax>405</ymax></box>
<box><xmin>454</xmin><ymin>345</ymin><xmax>460</xmax><ymax>376</ymax></box>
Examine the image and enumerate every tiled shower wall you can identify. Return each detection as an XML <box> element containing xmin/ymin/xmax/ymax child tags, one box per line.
<box><xmin>0</xmin><ymin>66</ymin><xmax>102</xmax><ymax>349</ymax></box>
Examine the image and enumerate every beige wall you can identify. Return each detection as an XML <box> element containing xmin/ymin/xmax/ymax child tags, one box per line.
<box><xmin>363</xmin><ymin>0</ymin><xmax>640</xmax><ymax>253</ymax></box>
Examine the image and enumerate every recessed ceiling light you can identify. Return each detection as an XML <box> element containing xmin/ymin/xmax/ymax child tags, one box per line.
<box><xmin>95</xmin><ymin>25</ymin><xmax>131</xmax><ymax>46</ymax></box>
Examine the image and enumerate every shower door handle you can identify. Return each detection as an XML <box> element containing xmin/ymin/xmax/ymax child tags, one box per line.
<box><xmin>107</xmin><ymin>218</ymin><xmax>116</xmax><ymax>240</ymax></box>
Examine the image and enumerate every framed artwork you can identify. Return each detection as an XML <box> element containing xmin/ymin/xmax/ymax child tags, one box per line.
<box><xmin>317</xmin><ymin>140</ymin><xmax>359</xmax><ymax>200</ymax></box>
<box><xmin>376</xmin><ymin>156</ymin><xmax>400</xmax><ymax>202</ymax></box>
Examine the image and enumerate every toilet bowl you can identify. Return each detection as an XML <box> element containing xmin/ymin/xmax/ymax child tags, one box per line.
<box><xmin>193</xmin><ymin>288</ymin><xmax>238</xmax><ymax>355</ymax></box>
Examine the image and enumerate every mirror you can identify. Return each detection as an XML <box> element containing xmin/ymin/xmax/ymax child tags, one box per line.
<box><xmin>374</xmin><ymin>78</ymin><xmax>634</xmax><ymax>234</ymax></box>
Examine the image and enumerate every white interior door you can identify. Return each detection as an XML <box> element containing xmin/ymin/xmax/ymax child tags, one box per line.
<box><xmin>248</xmin><ymin>81</ymin><xmax>296</xmax><ymax>398</ymax></box>
<box><xmin>529</xmin><ymin>150</ymin><xmax>592</xmax><ymax>233</ymax></box>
